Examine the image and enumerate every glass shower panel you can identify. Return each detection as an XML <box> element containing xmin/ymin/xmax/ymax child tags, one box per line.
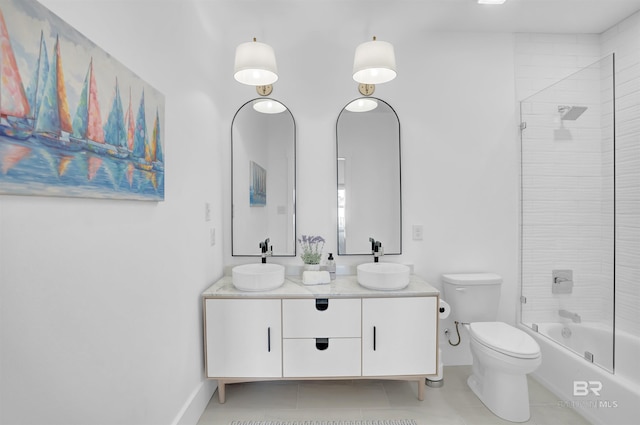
<box><xmin>520</xmin><ymin>54</ymin><xmax>615</xmax><ymax>372</ymax></box>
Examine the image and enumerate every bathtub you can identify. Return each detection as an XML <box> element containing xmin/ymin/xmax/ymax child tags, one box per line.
<box><xmin>540</xmin><ymin>323</ymin><xmax>615</xmax><ymax>370</ymax></box>
<box><xmin>522</xmin><ymin>323</ymin><xmax>639</xmax><ymax>425</ymax></box>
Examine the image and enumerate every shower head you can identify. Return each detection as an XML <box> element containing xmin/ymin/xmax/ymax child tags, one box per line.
<box><xmin>558</xmin><ymin>105</ymin><xmax>588</xmax><ymax>121</ymax></box>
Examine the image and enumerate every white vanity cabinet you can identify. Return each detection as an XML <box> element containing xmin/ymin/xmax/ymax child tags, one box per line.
<box><xmin>362</xmin><ymin>297</ymin><xmax>438</xmax><ymax>377</ymax></box>
<box><xmin>204</xmin><ymin>299</ymin><xmax>282</xmax><ymax>379</ymax></box>
<box><xmin>202</xmin><ymin>275</ymin><xmax>439</xmax><ymax>404</ymax></box>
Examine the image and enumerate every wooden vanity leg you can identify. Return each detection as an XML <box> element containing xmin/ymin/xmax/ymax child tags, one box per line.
<box><xmin>417</xmin><ymin>378</ymin><xmax>425</xmax><ymax>401</ymax></box>
<box><xmin>217</xmin><ymin>380</ymin><xmax>226</xmax><ymax>404</ymax></box>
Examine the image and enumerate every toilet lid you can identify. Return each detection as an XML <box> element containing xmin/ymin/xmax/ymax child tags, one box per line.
<box><xmin>470</xmin><ymin>322</ymin><xmax>540</xmax><ymax>359</ymax></box>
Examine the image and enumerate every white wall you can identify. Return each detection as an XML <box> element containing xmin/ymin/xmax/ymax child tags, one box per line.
<box><xmin>400</xmin><ymin>33</ymin><xmax>520</xmax><ymax>365</ymax></box>
<box><xmin>1</xmin><ymin>1</ymin><xmax>225</xmax><ymax>424</ymax></box>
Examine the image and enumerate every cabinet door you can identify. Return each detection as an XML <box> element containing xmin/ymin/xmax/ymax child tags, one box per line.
<box><xmin>362</xmin><ymin>297</ymin><xmax>437</xmax><ymax>376</ymax></box>
<box><xmin>205</xmin><ymin>299</ymin><xmax>282</xmax><ymax>378</ymax></box>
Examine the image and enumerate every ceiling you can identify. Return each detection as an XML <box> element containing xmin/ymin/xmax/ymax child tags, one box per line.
<box><xmin>383</xmin><ymin>0</ymin><xmax>640</xmax><ymax>33</ymax></box>
<box><xmin>211</xmin><ymin>0</ymin><xmax>640</xmax><ymax>36</ymax></box>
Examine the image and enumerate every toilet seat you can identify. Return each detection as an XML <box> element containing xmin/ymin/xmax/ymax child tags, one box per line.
<box><xmin>469</xmin><ymin>322</ymin><xmax>540</xmax><ymax>359</ymax></box>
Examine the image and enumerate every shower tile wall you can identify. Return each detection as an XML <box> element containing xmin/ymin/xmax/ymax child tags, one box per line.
<box><xmin>602</xmin><ymin>12</ymin><xmax>640</xmax><ymax>338</ymax></box>
<box><xmin>516</xmin><ymin>12</ymin><xmax>640</xmax><ymax>339</ymax></box>
<box><xmin>515</xmin><ymin>34</ymin><xmax>601</xmax><ymax>101</ymax></box>
<box><xmin>516</xmin><ymin>34</ymin><xmax>606</xmax><ymax>326</ymax></box>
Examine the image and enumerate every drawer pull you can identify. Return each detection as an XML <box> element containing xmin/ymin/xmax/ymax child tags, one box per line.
<box><xmin>315</xmin><ymin>298</ymin><xmax>329</xmax><ymax>311</ymax></box>
<box><xmin>267</xmin><ymin>327</ymin><xmax>271</xmax><ymax>352</ymax></box>
<box><xmin>373</xmin><ymin>326</ymin><xmax>377</xmax><ymax>351</ymax></box>
<box><xmin>315</xmin><ymin>338</ymin><xmax>329</xmax><ymax>350</ymax></box>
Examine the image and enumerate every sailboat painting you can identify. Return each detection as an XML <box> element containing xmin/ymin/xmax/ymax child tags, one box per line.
<box><xmin>0</xmin><ymin>0</ymin><xmax>165</xmax><ymax>201</ymax></box>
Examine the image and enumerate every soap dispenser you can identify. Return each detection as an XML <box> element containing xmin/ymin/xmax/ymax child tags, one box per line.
<box><xmin>326</xmin><ymin>253</ymin><xmax>336</xmax><ymax>280</ymax></box>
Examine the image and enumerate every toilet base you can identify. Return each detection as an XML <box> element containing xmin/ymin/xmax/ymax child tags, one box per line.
<box><xmin>466</xmin><ymin>327</ymin><xmax>541</xmax><ymax>423</ymax></box>
<box><xmin>467</xmin><ymin>369</ymin><xmax>531</xmax><ymax>423</ymax></box>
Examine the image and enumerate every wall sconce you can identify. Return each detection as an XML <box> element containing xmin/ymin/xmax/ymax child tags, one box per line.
<box><xmin>352</xmin><ymin>36</ymin><xmax>397</xmax><ymax>86</ymax></box>
<box><xmin>234</xmin><ymin>37</ymin><xmax>278</xmax><ymax>95</ymax></box>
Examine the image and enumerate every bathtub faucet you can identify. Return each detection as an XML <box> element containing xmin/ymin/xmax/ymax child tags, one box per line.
<box><xmin>559</xmin><ymin>309</ymin><xmax>581</xmax><ymax>323</ymax></box>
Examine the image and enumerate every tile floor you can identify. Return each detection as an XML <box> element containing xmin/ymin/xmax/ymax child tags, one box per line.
<box><xmin>197</xmin><ymin>366</ymin><xmax>592</xmax><ymax>425</ymax></box>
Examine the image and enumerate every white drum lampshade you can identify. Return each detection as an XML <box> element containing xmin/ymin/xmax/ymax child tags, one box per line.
<box><xmin>352</xmin><ymin>37</ymin><xmax>396</xmax><ymax>84</ymax></box>
<box><xmin>234</xmin><ymin>39</ymin><xmax>278</xmax><ymax>86</ymax></box>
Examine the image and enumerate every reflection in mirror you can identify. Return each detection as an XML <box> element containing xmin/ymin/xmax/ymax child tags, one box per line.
<box><xmin>336</xmin><ymin>97</ymin><xmax>401</xmax><ymax>255</ymax></box>
<box><xmin>232</xmin><ymin>98</ymin><xmax>296</xmax><ymax>256</ymax></box>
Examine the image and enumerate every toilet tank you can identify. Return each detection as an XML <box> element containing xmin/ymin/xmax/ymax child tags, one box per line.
<box><xmin>442</xmin><ymin>273</ymin><xmax>503</xmax><ymax>323</ymax></box>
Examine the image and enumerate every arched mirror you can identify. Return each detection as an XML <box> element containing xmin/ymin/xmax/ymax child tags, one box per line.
<box><xmin>336</xmin><ymin>97</ymin><xmax>401</xmax><ymax>255</ymax></box>
<box><xmin>232</xmin><ymin>98</ymin><xmax>296</xmax><ymax>256</ymax></box>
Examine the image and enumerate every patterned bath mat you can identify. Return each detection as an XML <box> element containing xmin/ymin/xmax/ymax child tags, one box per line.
<box><xmin>229</xmin><ymin>421</ymin><xmax>418</xmax><ymax>425</ymax></box>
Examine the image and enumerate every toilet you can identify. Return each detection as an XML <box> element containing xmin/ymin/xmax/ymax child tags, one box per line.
<box><xmin>442</xmin><ymin>273</ymin><xmax>541</xmax><ymax>423</ymax></box>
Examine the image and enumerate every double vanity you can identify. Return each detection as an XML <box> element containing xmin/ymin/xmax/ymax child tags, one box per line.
<box><xmin>202</xmin><ymin>267</ymin><xmax>440</xmax><ymax>403</ymax></box>
<box><xmin>217</xmin><ymin>93</ymin><xmax>431</xmax><ymax>402</ymax></box>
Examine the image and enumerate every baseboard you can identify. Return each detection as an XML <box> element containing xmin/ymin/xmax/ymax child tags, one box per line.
<box><xmin>172</xmin><ymin>380</ymin><xmax>217</xmax><ymax>425</ymax></box>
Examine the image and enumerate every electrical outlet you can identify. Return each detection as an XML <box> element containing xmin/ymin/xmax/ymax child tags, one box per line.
<box><xmin>412</xmin><ymin>224</ymin><xmax>423</xmax><ymax>241</ymax></box>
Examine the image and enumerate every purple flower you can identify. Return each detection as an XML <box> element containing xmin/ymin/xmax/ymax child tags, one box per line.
<box><xmin>298</xmin><ymin>234</ymin><xmax>325</xmax><ymax>264</ymax></box>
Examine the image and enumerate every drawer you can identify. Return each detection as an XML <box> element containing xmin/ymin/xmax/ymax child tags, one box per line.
<box><xmin>283</xmin><ymin>298</ymin><xmax>361</xmax><ymax>338</ymax></box>
<box><xmin>283</xmin><ymin>338</ymin><xmax>361</xmax><ymax>377</ymax></box>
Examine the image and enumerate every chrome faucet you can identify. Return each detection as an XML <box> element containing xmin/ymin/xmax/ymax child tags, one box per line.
<box><xmin>259</xmin><ymin>238</ymin><xmax>272</xmax><ymax>263</ymax></box>
<box><xmin>369</xmin><ymin>237</ymin><xmax>383</xmax><ymax>263</ymax></box>
<box><xmin>559</xmin><ymin>309</ymin><xmax>581</xmax><ymax>323</ymax></box>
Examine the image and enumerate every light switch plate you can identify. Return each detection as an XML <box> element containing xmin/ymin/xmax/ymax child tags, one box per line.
<box><xmin>205</xmin><ymin>202</ymin><xmax>211</xmax><ymax>222</ymax></box>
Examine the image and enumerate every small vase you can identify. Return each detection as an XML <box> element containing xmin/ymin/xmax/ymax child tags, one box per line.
<box><xmin>304</xmin><ymin>264</ymin><xmax>321</xmax><ymax>271</ymax></box>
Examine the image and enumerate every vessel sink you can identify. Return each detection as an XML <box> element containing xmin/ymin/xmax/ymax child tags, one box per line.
<box><xmin>357</xmin><ymin>262</ymin><xmax>410</xmax><ymax>291</ymax></box>
<box><xmin>232</xmin><ymin>263</ymin><xmax>285</xmax><ymax>291</ymax></box>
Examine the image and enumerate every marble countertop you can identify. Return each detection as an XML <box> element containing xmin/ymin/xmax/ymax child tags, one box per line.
<box><xmin>202</xmin><ymin>274</ymin><xmax>439</xmax><ymax>299</ymax></box>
